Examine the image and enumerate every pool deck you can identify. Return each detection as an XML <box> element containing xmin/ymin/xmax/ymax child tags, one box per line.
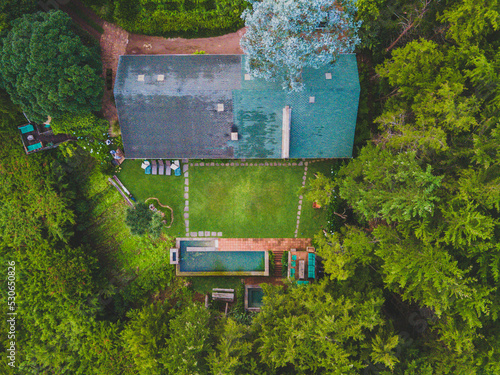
<box><xmin>218</xmin><ymin>238</ymin><xmax>312</xmax><ymax>252</ymax></box>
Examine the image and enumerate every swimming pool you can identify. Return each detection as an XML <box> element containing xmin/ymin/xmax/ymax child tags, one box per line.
<box><xmin>245</xmin><ymin>285</ymin><xmax>264</xmax><ymax>311</ymax></box>
<box><xmin>248</xmin><ymin>288</ymin><xmax>264</xmax><ymax>307</ymax></box>
<box><xmin>175</xmin><ymin>239</ymin><xmax>269</xmax><ymax>276</ymax></box>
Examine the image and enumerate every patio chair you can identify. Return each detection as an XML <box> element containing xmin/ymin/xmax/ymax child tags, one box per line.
<box><xmin>291</xmin><ymin>261</ymin><xmax>296</xmax><ymax>268</ymax></box>
<box><xmin>292</xmin><ymin>254</ymin><xmax>297</xmax><ymax>261</ymax></box>
<box><xmin>290</xmin><ymin>268</ymin><xmax>296</xmax><ymax>278</ymax></box>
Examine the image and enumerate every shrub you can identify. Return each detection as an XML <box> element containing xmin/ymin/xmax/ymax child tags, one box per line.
<box><xmin>281</xmin><ymin>251</ymin><xmax>289</xmax><ymax>278</ymax></box>
<box><xmin>268</xmin><ymin>250</ymin><xmax>275</xmax><ymax>275</ymax></box>
<box><xmin>90</xmin><ymin>0</ymin><xmax>249</xmax><ymax>37</ymax></box>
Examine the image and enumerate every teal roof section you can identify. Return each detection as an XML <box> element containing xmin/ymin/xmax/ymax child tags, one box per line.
<box><xmin>232</xmin><ymin>54</ymin><xmax>360</xmax><ymax>159</ymax></box>
<box><xmin>231</xmin><ymin>89</ymin><xmax>285</xmax><ymax>158</ymax></box>
<box><xmin>19</xmin><ymin>124</ymin><xmax>34</xmax><ymax>134</ymax></box>
<box><xmin>27</xmin><ymin>142</ymin><xmax>42</xmax><ymax>152</ymax></box>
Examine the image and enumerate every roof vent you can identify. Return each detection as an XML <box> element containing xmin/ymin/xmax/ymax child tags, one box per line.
<box><xmin>217</xmin><ymin>103</ymin><xmax>224</xmax><ymax>112</ymax></box>
<box><xmin>309</xmin><ymin>96</ymin><xmax>315</xmax><ymax>103</ymax></box>
<box><xmin>325</xmin><ymin>73</ymin><xmax>332</xmax><ymax>80</ymax></box>
<box><xmin>157</xmin><ymin>74</ymin><xmax>164</xmax><ymax>81</ymax></box>
<box><xmin>137</xmin><ymin>74</ymin><xmax>145</xmax><ymax>81</ymax></box>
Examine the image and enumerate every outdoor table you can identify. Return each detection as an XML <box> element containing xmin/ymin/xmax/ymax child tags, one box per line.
<box><xmin>299</xmin><ymin>260</ymin><xmax>305</xmax><ymax>279</ymax></box>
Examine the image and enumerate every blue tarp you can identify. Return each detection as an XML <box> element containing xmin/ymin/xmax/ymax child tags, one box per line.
<box><xmin>19</xmin><ymin>124</ymin><xmax>34</xmax><ymax>134</ymax></box>
<box><xmin>27</xmin><ymin>142</ymin><xmax>42</xmax><ymax>152</ymax></box>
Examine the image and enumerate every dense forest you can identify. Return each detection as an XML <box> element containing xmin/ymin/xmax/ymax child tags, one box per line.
<box><xmin>0</xmin><ymin>0</ymin><xmax>499</xmax><ymax>373</ymax></box>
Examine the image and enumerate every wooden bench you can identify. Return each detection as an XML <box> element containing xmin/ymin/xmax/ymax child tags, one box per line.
<box><xmin>212</xmin><ymin>288</ymin><xmax>235</xmax><ymax>302</ymax></box>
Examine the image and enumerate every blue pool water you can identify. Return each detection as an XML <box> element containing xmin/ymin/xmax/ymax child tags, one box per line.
<box><xmin>179</xmin><ymin>240</ymin><xmax>265</xmax><ymax>273</ymax></box>
<box><xmin>248</xmin><ymin>288</ymin><xmax>264</xmax><ymax>308</ymax></box>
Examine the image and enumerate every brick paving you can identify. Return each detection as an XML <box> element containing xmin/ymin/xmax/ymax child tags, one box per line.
<box><xmin>219</xmin><ymin>238</ymin><xmax>311</xmax><ymax>252</ymax></box>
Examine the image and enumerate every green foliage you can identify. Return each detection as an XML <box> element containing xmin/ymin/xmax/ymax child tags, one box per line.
<box><xmin>440</xmin><ymin>0</ymin><xmax>500</xmax><ymax>46</ymax></box>
<box><xmin>252</xmin><ymin>282</ymin><xmax>385</xmax><ymax>373</ymax></box>
<box><xmin>299</xmin><ymin>172</ymin><xmax>336</xmax><ymax>208</ymax></box>
<box><xmin>208</xmin><ymin>318</ymin><xmax>257</xmax><ymax>375</ymax></box>
<box><xmin>125</xmin><ymin>202</ymin><xmax>163</xmax><ymax>237</ymax></box>
<box><xmin>315</xmin><ymin>226</ymin><xmax>375</xmax><ymax>281</ymax></box>
<box><xmin>161</xmin><ymin>303</ymin><xmax>213</xmax><ymax>374</ymax></box>
<box><xmin>52</xmin><ymin>112</ymin><xmax>111</xmax><ymax>163</ymax></box>
<box><xmin>338</xmin><ymin>145</ymin><xmax>442</xmax><ymax>223</ymax></box>
<box><xmin>281</xmin><ymin>251</ymin><xmax>288</xmax><ymax>278</ymax></box>
<box><xmin>0</xmin><ymin>11</ymin><xmax>103</xmax><ymax>123</ymax></box>
<box><xmin>0</xmin><ymin>0</ymin><xmax>37</xmax><ymax>32</ymax></box>
<box><xmin>367</xmin><ymin>332</ymin><xmax>399</xmax><ymax>370</ymax></box>
<box><xmin>87</xmin><ymin>0</ymin><xmax>247</xmax><ymax>37</ymax></box>
<box><xmin>268</xmin><ymin>250</ymin><xmax>275</xmax><ymax>275</ymax></box>
<box><xmin>121</xmin><ymin>301</ymin><xmax>172</xmax><ymax>374</ymax></box>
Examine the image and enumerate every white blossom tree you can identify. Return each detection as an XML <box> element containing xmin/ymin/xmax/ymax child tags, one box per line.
<box><xmin>240</xmin><ymin>0</ymin><xmax>361</xmax><ymax>92</ymax></box>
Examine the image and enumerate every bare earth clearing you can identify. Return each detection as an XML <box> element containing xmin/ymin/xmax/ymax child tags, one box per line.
<box><xmin>62</xmin><ymin>0</ymin><xmax>245</xmax><ymax>130</ymax></box>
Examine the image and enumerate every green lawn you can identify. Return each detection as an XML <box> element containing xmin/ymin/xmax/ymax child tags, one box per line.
<box><xmin>189</xmin><ymin>165</ymin><xmax>303</xmax><ymax>237</ymax></box>
<box><xmin>116</xmin><ymin>159</ymin><xmax>335</xmax><ymax>239</ymax></box>
<box><xmin>117</xmin><ymin>160</ymin><xmax>185</xmax><ymax>236</ymax></box>
<box><xmin>189</xmin><ymin>276</ymin><xmax>243</xmax><ymax>295</ymax></box>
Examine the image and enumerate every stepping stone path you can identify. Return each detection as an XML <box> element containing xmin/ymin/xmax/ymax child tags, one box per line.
<box><xmin>295</xmin><ymin>162</ymin><xmax>308</xmax><ymax>238</ymax></box>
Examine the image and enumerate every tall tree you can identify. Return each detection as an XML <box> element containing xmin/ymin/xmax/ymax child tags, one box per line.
<box><xmin>252</xmin><ymin>282</ymin><xmax>387</xmax><ymax>374</ymax></box>
<box><xmin>0</xmin><ymin>10</ymin><xmax>103</xmax><ymax>123</ymax></box>
<box><xmin>337</xmin><ymin>144</ymin><xmax>443</xmax><ymax>223</ymax></box>
<box><xmin>240</xmin><ymin>0</ymin><xmax>361</xmax><ymax>91</ymax></box>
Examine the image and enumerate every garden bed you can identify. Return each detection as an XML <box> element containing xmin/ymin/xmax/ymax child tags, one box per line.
<box><xmin>145</xmin><ymin>197</ymin><xmax>174</xmax><ymax>227</ymax></box>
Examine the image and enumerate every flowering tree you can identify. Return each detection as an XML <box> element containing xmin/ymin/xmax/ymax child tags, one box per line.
<box><xmin>240</xmin><ymin>0</ymin><xmax>361</xmax><ymax>92</ymax></box>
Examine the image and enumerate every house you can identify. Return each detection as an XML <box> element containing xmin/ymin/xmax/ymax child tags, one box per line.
<box><xmin>114</xmin><ymin>54</ymin><xmax>360</xmax><ymax>160</ymax></box>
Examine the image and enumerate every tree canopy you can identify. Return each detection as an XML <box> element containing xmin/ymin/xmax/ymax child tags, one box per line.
<box><xmin>240</xmin><ymin>0</ymin><xmax>361</xmax><ymax>91</ymax></box>
<box><xmin>0</xmin><ymin>10</ymin><xmax>103</xmax><ymax>123</ymax></box>
<box><xmin>0</xmin><ymin>0</ymin><xmax>37</xmax><ymax>32</ymax></box>
<box><xmin>126</xmin><ymin>202</ymin><xmax>163</xmax><ymax>238</ymax></box>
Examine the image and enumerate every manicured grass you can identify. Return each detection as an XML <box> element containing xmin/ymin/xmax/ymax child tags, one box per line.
<box><xmin>116</xmin><ymin>159</ymin><xmax>335</xmax><ymax>239</ymax></box>
<box><xmin>298</xmin><ymin>160</ymin><xmax>341</xmax><ymax>238</ymax></box>
<box><xmin>189</xmin><ymin>166</ymin><xmax>303</xmax><ymax>238</ymax></box>
<box><xmin>117</xmin><ymin>160</ymin><xmax>185</xmax><ymax>236</ymax></box>
<box><xmin>189</xmin><ymin>276</ymin><xmax>243</xmax><ymax>295</ymax></box>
